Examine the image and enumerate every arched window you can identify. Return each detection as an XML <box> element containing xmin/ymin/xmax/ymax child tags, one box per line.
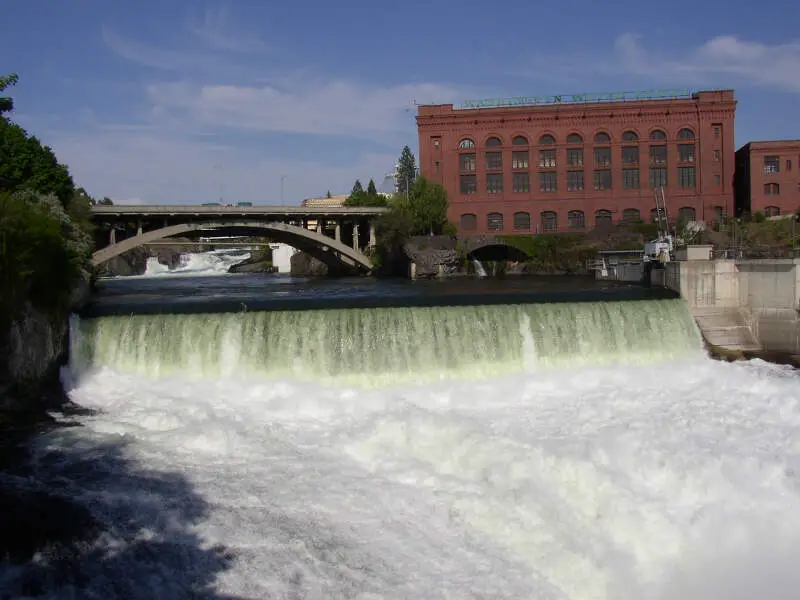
<box><xmin>567</xmin><ymin>133</ymin><xmax>583</xmax><ymax>144</ymax></box>
<box><xmin>764</xmin><ymin>183</ymin><xmax>780</xmax><ymax>195</ymax></box>
<box><xmin>568</xmin><ymin>210</ymin><xmax>585</xmax><ymax>229</ymax></box>
<box><xmin>649</xmin><ymin>129</ymin><xmax>667</xmax><ymax>141</ymax></box>
<box><xmin>460</xmin><ymin>213</ymin><xmax>477</xmax><ymax>231</ymax></box>
<box><xmin>487</xmin><ymin>212</ymin><xmax>504</xmax><ymax>231</ymax></box>
<box><xmin>622</xmin><ymin>208</ymin><xmax>641</xmax><ymax>223</ymax></box>
<box><xmin>540</xmin><ymin>211</ymin><xmax>557</xmax><ymax>232</ymax></box>
<box><xmin>512</xmin><ymin>135</ymin><xmax>528</xmax><ymax>146</ymax></box>
<box><xmin>485</xmin><ymin>137</ymin><xmax>502</xmax><ymax>147</ymax></box>
<box><xmin>765</xmin><ymin>206</ymin><xmax>780</xmax><ymax>217</ymax></box>
<box><xmin>539</xmin><ymin>134</ymin><xmax>556</xmax><ymax>145</ymax></box>
<box><xmin>622</xmin><ymin>131</ymin><xmax>639</xmax><ymax>142</ymax></box>
<box><xmin>594</xmin><ymin>132</ymin><xmax>611</xmax><ymax>143</ymax></box>
<box><xmin>678</xmin><ymin>207</ymin><xmax>696</xmax><ymax>221</ymax></box>
<box><xmin>595</xmin><ymin>209</ymin><xmax>613</xmax><ymax>228</ymax></box>
<box><xmin>678</xmin><ymin>128</ymin><xmax>695</xmax><ymax>139</ymax></box>
<box><xmin>458</xmin><ymin>138</ymin><xmax>475</xmax><ymax>149</ymax></box>
<box><xmin>513</xmin><ymin>211</ymin><xmax>531</xmax><ymax>230</ymax></box>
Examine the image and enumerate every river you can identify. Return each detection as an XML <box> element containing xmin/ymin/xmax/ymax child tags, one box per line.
<box><xmin>7</xmin><ymin>251</ymin><xmax>800</xmax><ymax>599</ymax></box>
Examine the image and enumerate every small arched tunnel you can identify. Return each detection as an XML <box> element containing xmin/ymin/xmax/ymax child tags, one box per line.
<box><xmin>467</xmin><ymin>243</ymin><xmax>531</xmax><ymax>263</ymax></box>
<box><xmin>92</xmin><ymin>221</ymin><xmax>374</xmax><ymax>275</ymax></box>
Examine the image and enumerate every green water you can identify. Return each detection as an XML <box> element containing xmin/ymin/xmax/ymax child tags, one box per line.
<box><xmin>70</xmin><ymin>299</ymin><xmax>704</xmax><ymax>386</ymax></box>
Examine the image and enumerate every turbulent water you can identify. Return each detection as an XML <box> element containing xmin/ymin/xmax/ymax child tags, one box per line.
<box><xmin>8</xmin><ymin>293</ymin><xmax>800</xmax><ymax>599</ymax></box>
<box><xmin>142</xmin><ymin>249</ymin><xmax>250</xmax><ymax>277</ymax></box>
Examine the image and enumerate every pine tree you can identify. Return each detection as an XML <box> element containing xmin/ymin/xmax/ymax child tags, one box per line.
<box><xmin>326</xmin><ymin>190</ymin><xmax>332</xmax><ymax>198</ymax></box>
<box><xmin>396</xmin><ymin>146</ymin><xmax>417</xmax><ymax>195</ymax></box>
<box><xmin>366</xmin><ymin>179</ymin><xmax>377</xmax><ymax>196</ymax></box>
<box><xmin>351</xmin><ymin>180</ymin><xmax>364</xmax><ymax>195</ymax></box>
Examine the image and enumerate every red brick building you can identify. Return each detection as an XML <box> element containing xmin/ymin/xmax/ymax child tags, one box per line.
<box><xmin>735</xmin><ymin>140</ymin><xmax>800</xmax><ymax>217</ymax></box>
<box><xmin>416</xmin><ymin>90</ymin><xmax>736</xmax><ymax>235</ymax></box>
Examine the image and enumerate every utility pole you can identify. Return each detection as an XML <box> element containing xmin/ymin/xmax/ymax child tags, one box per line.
<box><xmin>280</xmin><ymin>175</ymin><xmax>287</xmax><ymax>204</ymax></box>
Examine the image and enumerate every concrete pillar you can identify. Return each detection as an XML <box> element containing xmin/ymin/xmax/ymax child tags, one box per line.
<box><xmin>369</xmin><ymin>223</ymin><xmax>376</xmax><ymax>247</ymax></box>
<box><xmin>335</xmin><ymin>222</ymin><xmax>341</xmax><ymax>242</ymax></box>
<box><xmin>353</xmin><ymin>224</ymin><xmax>360</xmax><ymax>250</ymax></box>
<box><xmin>109</xmin><ymin>228</ymin><xmax>116</xmax><ymax>245</ymax></box>
<box><xmin>316</xmin><ymin>219</ymin><xmax>323</xmax><ymax>234</ymax></box>
<box><xmin>137</xmin><ymin>220</ymin><xmax>143</xmax><ymax>236</ymax></box>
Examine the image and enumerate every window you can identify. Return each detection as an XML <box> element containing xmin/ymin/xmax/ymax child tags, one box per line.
<box><xmin>713</xmin><ymin>149</ymin><xmax>721</xmax><ymax>162</ymax></box>
<box><xmin>567</xmin><ymin>171</ymin><xmax>584</xmax><ymax>191</ymax></box>
<box><xmin>593</xmin><ymin>170</ymin><xmax>612</xmax><ymax>191</ymax></box>
<box><xmin>622</xmin><ymin>131</ymin><xmax>638</xmax><ymax>142</ymax></box>
<box><xmin>650</xmin><ymin>129</ymin><xmax>667</xmax><ymax>141</ymax></box>
<box><xmin>512</xmin><ymin>151</ymin><xmax>529</xmax><ymax>169</ymax></box>
<box><xmin>650</xmin><ymin>146</ymin><xmax>667</xmax><ymax>165</ymax></box>
<box><xmin>486</xmin><ymin>173</ymin><xmax>503</xmax><ymax>194</ymax></box>
<box><xmin>594</xmin><ymin>147</ymin><xmax>611</xmax><ymax>167</ymax></box>
<box><xmin>622</xmin><ymin>146</ymin><xmax>639</xmax><ymax>164</ymax></box>
<box><xmin>539</xmin><ymin>149</ymin><xmax>556</xmax><ymax>167</ymax></box>
<box><xmin>713</xmin><ymin>124</ymin><xmax>721</xmax><ymax>138</ymax></box>
<box><xmin>432</xmin><ymin>138</ymin><xmax>440</xmax><ymax>149</ymax></box>
<box><xmin>764</xmin><ymin>156</ymin><xmax>780</xmax><ymax>173</ymax></box>
<box><xmin>678</xmin><ymin>167</ymin><xmax>696</xmax><ymax>188</ymax></box>
<box><xmin>764</xmin><ymin>183</ymin><xmax>780</xmax><ymax>195</ymax></box>
<box><xmin>486</xmin><ymin>152</ymin><xmax>502</xmax><ymax>170</ymax></box>
<box><xmin>540</xmin><ymin>211</ymin><xmax>557</xmax><ymax>232</ymax></box>
<box><xmin>513</xmin><ymin>211</ymin><xmax>531</xmax><ymax>230</ymax></box>
<box><xmin>512</xmin><ymin>136</ymin><xmax>528</xmax><ymax>146</ymax></box>
<box><xmin>512</xmin><ymin>172</ymin><xmax>530</xmax><ymax>193</ymax></box>
<box><xmin>540</xmin><ymin>172</ymin><xmax>557</xmax><ymax>192</ymax></box>
<box><xmin>677</xmin><ymin>128</ymin><xmax>695</xmax><ymax>139</ymax></box>
<box><xmin>622</xmin><ymin>168</ymin><xmax>639</xmax><ymax>189</ymax></box>
<box><xmin>650</xmin><ymin>167</ymin><xmax>667</xmax><ymax>188</ymax></box>
<box><xmin>487</xmin><ymin>212</ymin><xmax>504</xmax><ymax>231</ymax></box>
<box><xmin>486</xmin><ymin>137</ymin><xmax>502</xmax><ymax>147</ymax></box>
<box><xmin>539</xmin><ymin>134</ymin><xmax>556</xmax><ymax>145</ymax></box>
<box><xmin>650</xmin><ymin>208</ymin><xmax>661</xmax><ymax>223</ymax></box>
<box><xmin>460</xmin><ymin>174</ymin><xmax>477</xmax><ymax>195</ymax></box>
<box><xmin>567</xmin><ymin>133</ymin><xmax>583</xmax><ymax>144</ymax></box>
<box><xmin>459</xmin><ymin>153</ymin><xmax>476</xmax><ymax>171</ymax></box>
<box><xmin>458</xmin><ymin>139</ymin><xmax>475</xmax><ymax>149</ymax></box>
<box><xmin>713</xmin><ymin>206</ymin><xmax>725</xmax><ymax>223</ymax></box>
<box><xmin>678</xmin><ymin>207</ymin><xmax>696</xmax><ymax>221</ymax></box>
<box><xmin>765</xmin><ymin>206</ymin><xmax>780</xmax><ymax>217</ymax></box>
<box><xmin>460</xmin><ymin>213</ymin><xmax>477</xmax><ymax>231</ymax></box>
<box><xmin>568</xmin><ymin>210</ymin><xmax>585</xmax><ymax>229</ymax></box>
<box><xmin>594</xmin><ymin>132</ymin><xmax>611</xmax><ymax>143</ymax></box>
<box><xmin>595</xmin><ymin>210</ymin><xmax>613</xmax><ymax>228</ymax></box>
<box><xmin>435</xmin><ymin>161</ymin><xmax>440</xmax><ymax>172</ymax></box>
<box><xmin>788</xmin><ymin>159</ymin><xmax>793</xmax><ymax>171</ymax></box>
<box><xmin>678</xmin><ymin>144</ymin><xmax>695</xmax><ymax>163</ymax></box>
<box><xmin>567</xmin><ymin>148</ymin><xmax>584</xmax><ymax>166</ymax></box>
<box><xmin>715</xmin><ymin>174</ymin><xmax>721</xmax><ymax>186</ymax></box>
<box><xmin>622</xmin><ymin>208</ymin><xmax>641</xmax><ymax>223</ymax></box>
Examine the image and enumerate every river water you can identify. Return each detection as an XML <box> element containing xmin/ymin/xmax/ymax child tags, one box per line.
<box><xmin>7</xmin><ymin>252</ymin><xmax>800</xmax><ymax>599</ymax></box>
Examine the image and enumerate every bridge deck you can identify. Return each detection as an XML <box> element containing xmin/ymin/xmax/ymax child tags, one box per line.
<box><xmin>90</xmin><ymin>205</ymin><xmax>388</xmax><ymax>217</ymax></box>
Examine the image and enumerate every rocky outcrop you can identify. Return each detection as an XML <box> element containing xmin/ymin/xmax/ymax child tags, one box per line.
<box><xmin>290</xmin><ymin>252</ymin><xmax>328</xmax><ymax>276</ymax></box>
<box><xmin>228</xmin><ymin>257</ymin><xmax>277</xmax><ymax>274</ymax></box>
<box><xmin>96</xmin><ymin>246</ymin><xmax>186</xmax><ymax>277</ymax></box>
<box><xmin>404</xmin><ymin>236</ymin><xmax>462</xmax><ymax>278</ymax></box>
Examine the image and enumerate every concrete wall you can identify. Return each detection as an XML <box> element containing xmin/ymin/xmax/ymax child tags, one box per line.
<box><xmin>664</xmin><ymin>258</ymin><xmax>800</xmax><ymax>352</ymax></box>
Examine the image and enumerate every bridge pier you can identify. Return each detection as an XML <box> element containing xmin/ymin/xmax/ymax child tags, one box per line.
<box><xmin>335</xmin><ymin>223</ymin><xmax>341</xmax><ymax>242</ymax></box>
<box><xmin>353</xmin><ymin>225</ymin><xmax>360</xmax><ymax>250</ymax></box>
<box><xmin>369</xmin><ymin>223</ymin><xmax>376</xmax><ymax>248</ymax></box>
<box><xmin>109</xmin><ymin>228</ymin><xmax>116</xmax><ymax>245</ymax></box>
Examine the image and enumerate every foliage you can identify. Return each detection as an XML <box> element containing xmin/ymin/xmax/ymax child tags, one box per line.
<box><xmin>0</xmin><ymin>116</ymin><xmax>75</xmax><ymax>206</ymax></box>
<box><xmin>344</xmin><ymin>178</ymin><xmax>388</xmax><ymax>207</ymax></box>
<box><xmin>396</xmin><ymin>145</ymin><xmax>417</xmax><ymax>195</ymax></box>
<box><xmin>404</xmin><ymin>176</ymin><xmax>450</xmax><ymax>235</ymax></box>
<box><xmin>0</xmin><ymin>191</ymin><xmax>91</xmax><ymax>326</ymax></box>
<box><xmin>0</xmin><ymin>73</ymin><xmax>19</xmax><ymax>115</ymax></box>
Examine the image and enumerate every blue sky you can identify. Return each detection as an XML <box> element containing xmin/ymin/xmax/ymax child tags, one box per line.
<box><xmin>3</xmin><ymin>0</ymin><xmax>800</xmax><ymax>205</ymax></box>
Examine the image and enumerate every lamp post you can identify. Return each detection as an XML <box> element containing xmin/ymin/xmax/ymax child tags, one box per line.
<box><xmin>280</xmin><ymin>175</ymin><xmax>287</xmax><ymax>204</ymax></box>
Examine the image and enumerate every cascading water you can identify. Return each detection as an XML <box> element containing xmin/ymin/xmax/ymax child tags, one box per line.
<box><xmin>7</xmin><ymin>287</ymin><xmax>800</xmax><ymax>600</ymax></box>
<box><xmin>141</xmin><ymin>249</ymin><xmax>251</xmax><ymax>277</ymax></box>
<box><xmin>472</xmin><ymin>258</ymin><xmax>488</xmax><ymax>277</ymax></box>
<box><xmin>69</xmin><ymin>299</ymin><xmax>703</xmax><ymax>386</ymax></box>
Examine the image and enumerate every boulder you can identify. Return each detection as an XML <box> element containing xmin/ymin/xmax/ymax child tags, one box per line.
<box><xmin>404</xmin><ymin>235</ymin><xmax>462</xmax><ymax>278</ymax></box>
<box><xmin>290</xmin><ymin>252</ymin><xmax>328</xmax><ymax>276</ymax></box>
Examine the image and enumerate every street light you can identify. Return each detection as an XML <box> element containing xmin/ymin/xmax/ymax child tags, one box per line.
<box><xmin>280</xmin><ymin>175</ymin><xmax>287</xmax><ymax>204</ymax></box>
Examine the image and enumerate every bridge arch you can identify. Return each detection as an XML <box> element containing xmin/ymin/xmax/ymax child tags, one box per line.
<box><xmin>459</xmin><ymin>235</ymin><xmax>532</xmax><ymax>262</ymax></box>
<box><xmin>92</xmin><ymin>220</ymin><xmax>374</xmax><ymax>272</ymax></box>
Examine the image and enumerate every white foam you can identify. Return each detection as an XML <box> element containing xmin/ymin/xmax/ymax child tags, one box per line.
<box><xmin>142</xmin><ymin>249</ymin><xmax>251</xmax><ymax>277</ymax></box>
<box><xmin>12</xmin><ymin>357</ymin><xmax>800</xmax><ymax>599</ymax></box>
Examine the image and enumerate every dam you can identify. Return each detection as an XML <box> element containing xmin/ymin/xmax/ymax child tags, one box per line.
<box><xmin>11</xmin><ymin>261</ymin><xmax>800</xmax><ymax>600</ymax></box>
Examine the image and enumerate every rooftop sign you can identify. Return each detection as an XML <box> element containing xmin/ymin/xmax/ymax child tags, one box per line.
<box><xmin>457</xmin><ymin>89</ymin><xmax>693</xmax><ymax>110</ymax></box>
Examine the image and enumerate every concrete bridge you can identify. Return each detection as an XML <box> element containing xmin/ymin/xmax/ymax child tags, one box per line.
<box><xmin>90</xmin><ymin>204</ymin><xmax>389</xmax><ymax>273</ymax></box>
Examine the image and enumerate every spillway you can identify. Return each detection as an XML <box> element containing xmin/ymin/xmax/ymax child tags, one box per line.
<box><xmin>6</xmin><ymin>286</ymin><xmax>800</xmax><ymax>600</ymax></box>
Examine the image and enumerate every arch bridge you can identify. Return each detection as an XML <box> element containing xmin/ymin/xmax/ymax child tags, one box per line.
<box><xmin>90</xmin><ymin>205</ymin><xmax>388</xmax><ymax>274</ymax></box>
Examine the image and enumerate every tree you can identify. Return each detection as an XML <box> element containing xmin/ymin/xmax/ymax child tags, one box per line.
<box><xmin>0</xmin><ymin>73</ymin><xmax>18</xmax><ymax>115</ymax></box>
<box><xmin>351</xmin><ymin>179</ymin><xmax>364</xmax><ymax>196</ymax></box>
<box><xmin>366</xmin><ymin>178</ymin><xmax>377</xmax><ymax>196</ymax></box>
<box><xmin>326</xmin><ymin>190</ymin><xmax>332</xmax><ymax>198</ymax></box>
<box><xmin>0</xmin><ymin>113</ymin><xmax>75</xmax><ymax>207</ymax></box>
<box><xmin>344</xmin><ymin>178</ymin><xmax>387</xmax><ymax>207</ymax></box>
<box><xmin>396</xmin><ymin>146</ymin><xmax>417</xmax><ymax>195</ymax></box>
<box><xmin>407</xmin><ymin>176</ymin><xmax>450</xmax><ymax>235</ymax></box>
